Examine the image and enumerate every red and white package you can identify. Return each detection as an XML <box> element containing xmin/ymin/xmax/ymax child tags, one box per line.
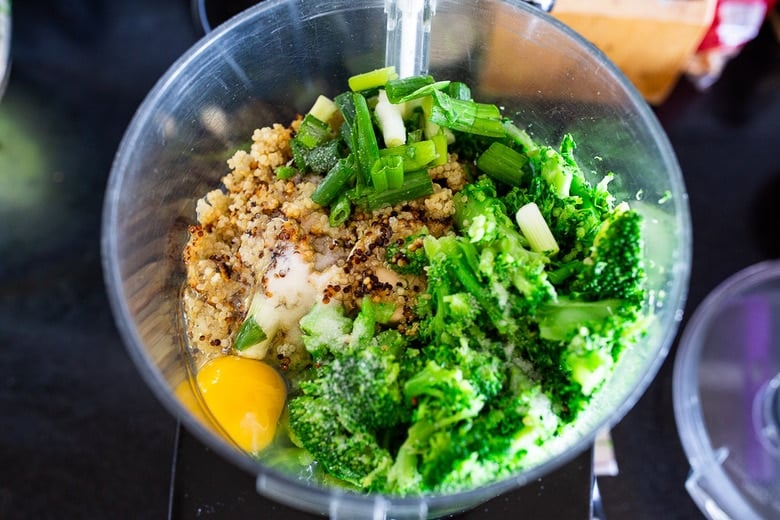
<box><xmin>686</xmin><ymin>0</ymin><xmax>777</xmax><ymax>89</ymax></box>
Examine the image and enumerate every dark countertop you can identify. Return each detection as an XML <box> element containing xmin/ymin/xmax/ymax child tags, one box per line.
<box><xmin>1</xmin><ymin>1</ymin><xmax>779</xmax><ymax>518</ymax></box>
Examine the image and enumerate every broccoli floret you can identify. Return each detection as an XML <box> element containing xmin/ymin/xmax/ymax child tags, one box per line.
<box><xmin>415</xmin><ymin>244</ymin><xmax>483</xmax><ymax>346</ymax></box>
<box><xmin>516</xmin><ymin>336</ymin><xmax>589</xmax><ymax>420</ymax></box>
<box><xmin>385</xmin><ymin>228</ymin><xmax>429</xmax><ymax>275</ymax></box>
<box><xmin>298</xmin><ymin>302</ymin><xmax>353</xmax><ymax>360</ymax></box>
<box><xmin>288</xmin><ymin>298</ymin><xmax>410</xmax><ymax>491</ymax></box>
<box><xmin>410</xmin><ymin>366</ymin><xmax>559</xmax><ymax>492</ymax></box>
<box><xmin>526</xmin><ymin>201</ymin><xmax>650</xmax><ymax>419</ymax></box>
<box><xmin>386</xmin><ymin>361</ymin><xmax>486</xmax><ymax>494</ymax></box>
<box><xmin>453</xmin><ymin>175</ymin><xmax>512</xmax><ymax>243</ymax></box>
<box><xmin>384</xmin><ymin>419</ymin><xmax>432</xmax><ymax>495</ymax></box>
<box><xmin>570</xmin><ymin>203</ymin><xmax>646</xmax><ymax>304</ymax></box>
<box><xmin>421</xmin><ymin>338</ymin><xmax>505</xmax><ymax>402</ymax></box>
<box><xmin>420</xmin><ymin>232</ymin><xmax>520</xmax><ymax>337</ymax></box>
<box><xmin>528</xmin><ymin>294</ymin><xmax>650</xmax><ymax>419</ymax></box>
<box><xmin>326</xmin><ymin>344</ymin><xmax>407</xmax><ymax>431</ymax></box>
<box><xmin>404</xmin><ymin>361</ymin><xmax>486</xmax><ymax>426</ymax></box>
<box><xmin>414</xmin><ymin>250</ymin><xmax>507</xmax><ymax>401</ymax></box>
<box><xmin>453</xmin><ymin>176</ymin><xmax>556</xmax><ymax>313</ymax></box>
<box><xmin>502</xmin><ymin>134</ymin><xmax>615</xmax><ymax>261</ymax></box>
<box><xmin>287</xmin><ymin>396</ymin><xmax>393</xmax><ymax>489</ymax></box>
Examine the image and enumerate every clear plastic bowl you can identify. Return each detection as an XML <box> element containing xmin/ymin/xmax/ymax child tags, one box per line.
<box><xmin>102</xmin><ymin>1</ymin><xmax>691</xmax><ymax>517</ymax></box>
<box><xmin>674</xmin><ymin>261</ymin><xmax>780</xmax><ymax>520</ymax></box>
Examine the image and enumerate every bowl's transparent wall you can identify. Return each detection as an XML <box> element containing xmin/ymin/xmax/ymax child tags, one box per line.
<box><xmin>102</xmin><ymin>0</ymin><xmax>690</xmax><ymax>517</ymax></box>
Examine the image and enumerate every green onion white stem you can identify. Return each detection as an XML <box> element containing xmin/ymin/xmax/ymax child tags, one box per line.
<box><xmin>375</xmin><ymin>90</ymin><xmax>407</xmax><ymax>148</ymax></box>
<box><xmin>515</xmin><ymin>202</ymin><xmax>559</xmax><ymax>254</ymax></box>
<box><xmin>308</xmin><ymin>95</ymin><xmax>339</xmax><ymax>124</ymax></box>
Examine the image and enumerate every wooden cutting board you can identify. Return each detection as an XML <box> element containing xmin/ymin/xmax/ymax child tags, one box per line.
<box><xmin>550</xmin><ymin>0</ymin><xmax>718</xmax><ymax>103</ymax></box>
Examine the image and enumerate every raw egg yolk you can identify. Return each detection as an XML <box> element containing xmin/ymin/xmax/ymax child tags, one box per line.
<box><xmin>195</xmin><ymin>356</ymin><xmax>287</xmax><ymax>454</ymax></box>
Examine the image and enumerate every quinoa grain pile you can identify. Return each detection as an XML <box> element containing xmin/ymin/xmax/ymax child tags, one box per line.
<box><xmin>182</xmin><ymin>121</ymin><xmax>468</xmax><ymax>371</ymax></box>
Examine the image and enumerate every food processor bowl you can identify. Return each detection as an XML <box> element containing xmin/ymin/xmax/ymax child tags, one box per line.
<box><xmin>101</xmin><ymin>0</ymin><xmax>691</xmax><ymax>517</ymax></box>
<box><xmin>674</xmin><ymin>262</ymin><xmax>780</xmax><ymax>519</ymax></box>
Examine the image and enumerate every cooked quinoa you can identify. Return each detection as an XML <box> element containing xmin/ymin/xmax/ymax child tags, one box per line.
<box><xmin>182</xmin><ymin>121</ymin><xmax>468</xmax><ymax>371</ymax></box>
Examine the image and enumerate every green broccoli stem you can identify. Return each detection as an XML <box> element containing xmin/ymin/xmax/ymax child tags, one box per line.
<box><xmin>547</xmin><ymin>260</ymin><xmax>581</xmax><ymax>285</ymax></box>
<box><xmin>536</xmin><ymin>298</ymin><xmax>625</xmax><ymax>341</ymax></box>
<box><xmin>350</xmin><ymin>296</ymin><xmax>377</xmax><ymax>349</ymax></box>
<box><xmin>386</xmin><ymin>419</ymin><xmax>435</xmax><ymax>494</ymax></box>
<box><xmin>423</xmin><ymin>235</ymin><xmax>513</xmax><ymax>335</ymax></box>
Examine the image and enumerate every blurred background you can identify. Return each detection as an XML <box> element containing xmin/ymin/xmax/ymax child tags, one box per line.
<box><xmin>1</xmin><ymin>0</ymin><xmax>779</xmax><ymax>518</ymax></box>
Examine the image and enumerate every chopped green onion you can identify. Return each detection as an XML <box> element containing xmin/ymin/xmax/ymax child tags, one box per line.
<box><xmin>348</xmin><ymin>66</ymin><xmax>399</xmax><ymax>92</ymax></box>
<box><xmin>407</xmin><ymin>128</ymin><xmax>424</xmax><ymax>143</ymax></box>
<box><xmin>352</xmin><ymin>92</ymin><xmax>381</xmax><ymax>190</ymax></box>
<box><xmin>448</xmin><ymin>81</ymin><xmax>472</xmax><ymax>101</ymax></box>
<box><xmin>308</xmin><ymin>95</ymin><xmax>338</xmax><ymax>124</ymax></box>
<box><xmin>476</xmin><ymin>142</ymin><xmax>529</xmax><ymax>186</ymax></box>
<box><xmin>430</xmin><ymin>90</ymin><xmax>506</xmax><ymax>138</ymax></box>
<box><xmin>334</xmin><ymin>91</ymin><xmax>357</xmax><ymax>152</ymax></box>
<box><xmin>385</xmin><ymin>75</ymin><xmax>435</xmax><ymax>103</ymax></box>
<box><xmin>392</xmin><ymin>80</ymin><xmax>451</xmax><ymax>104</ymax></box>
<box><xmin>502</xmin><ymin>121</ymin><xmax>538</xmax><ymax>153</ymax></box>
<box><xmin>379</xmin><ymin>140</ymin><xmax>438</xmax><ymax>171</ymax></box>
<box><xmin>359</xmin><ymin>169</ymin><xmax>434</xmax><ymax>210</ymax></box>
<box><xmin>295</xmin><ymin>113</ymin><xmax>332</xmax><ymax>149</ymax></box>
<box><xmin>311</xmin><ymin>154</ymin><xmax>357</xmax><ymax>206</ymax></box>
<box><xmin>515</xmin><ymin>202</ymin><xmax>559</xmax><ymax>255</ymax></box>
<box><xmin>275</xmin><ymin>165</ymin><xmax>297</xmax><ymax>179</ymax></box>
<box><xmin>385</xmin><ymin>156</ymin><xmax>404</xmax><ymax>189</ymax></box>
<box><xmin>234</xmin><ymin>315</ymin><xmax>267</xmax><ymax>351</ymax></box>
<box><xmin>290</xmin><ymin>139</ymin><xmax>309</xmax><ymax>170</ymax></box>
<box><xmin>371</xmin><ymin>155</ymin><xmax>404</xmax><ymax>192</ymax></box>
<box><xmin>370</xmin><ymin>159</ymin><xmax>388</xmax><ymax>192</ymax></box>
<box><xmin>329</xmin><ymin>192</ymin><xmax>352</xmax><ymax>227</ymax></box>
<box><xmin>374</xmin><ymin>90</ymin><xmax>407</xmax><ymax>148</ymax></box>
<box><xmin>305</xmin><ymin>139</ymin><xmax>341</xmax><ymax>174</ymax></box>
<box><xmin>430</xmin><ymin>133</ymin><xmax>448</xmax><ymax>166</ymax></box>
<box><xmin>420</xmin><ymin>95</ymin><xmax>441</xmax><ymax>140</ymax></box>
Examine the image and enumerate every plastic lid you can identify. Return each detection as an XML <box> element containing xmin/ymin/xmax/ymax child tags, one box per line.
<box><xmin>674</xmin><ymin>261</ymin><xmax>780</xmax><ymax>520</ymax></box>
